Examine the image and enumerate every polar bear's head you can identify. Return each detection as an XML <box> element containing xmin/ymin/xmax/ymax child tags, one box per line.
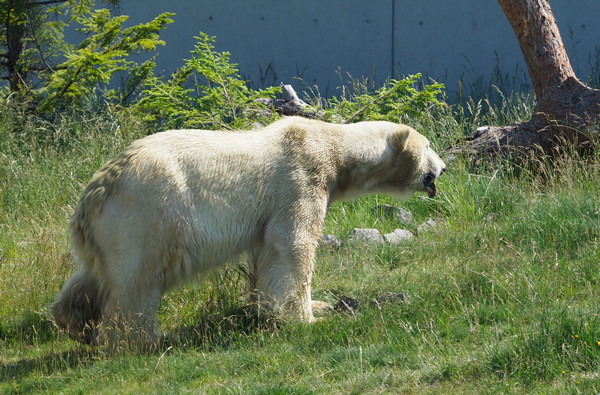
<box><xmin>399</xmin><ymin>127</ymin><xmax>447</xmax><ymax>198</ymax></box>
<box><xmin>356</xmin><ymin>123</ymin><xmax>446</xmax><ymax>199</ymax></box>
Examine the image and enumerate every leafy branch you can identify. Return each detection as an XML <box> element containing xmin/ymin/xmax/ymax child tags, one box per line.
<box><xmin>37</xmin><ymin>9</ymin><xmax>173</xmax><ymax>112</ymax></box>
<box><xmin>0</xmin><ymin>0</ymin><xmax>172</xmax><ymax>115</ymax></box>
<box><xmin>322</xmin><ymin>73</ymin><xmax>444</xmax><ymax>124</ymax></box>
<box><xmin>137</xmin><ymin>32</ymin><xmax>279</xmax><ymax>130</ymax></box>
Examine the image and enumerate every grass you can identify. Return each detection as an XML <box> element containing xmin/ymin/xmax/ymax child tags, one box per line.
<box><xmin>1</xmin><ymin>98</ymin><xmax>599</xmax><ymax>394</ymax></box>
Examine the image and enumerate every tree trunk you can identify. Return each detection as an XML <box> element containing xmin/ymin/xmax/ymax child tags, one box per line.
<box><xmin>4</xmin><ymin>0</ymin><xmax>28</xmax><ymax>92</ymax></box>
<box><xmin>446</xmin><ymin>0</ymin><xmax>600</xmax><ymax>160</ymax></box>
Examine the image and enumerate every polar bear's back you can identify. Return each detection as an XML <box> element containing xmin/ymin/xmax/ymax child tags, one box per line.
<box><xmin>71</xmin><ymin>126</ymin><xmax>295</xmax><ymax>284</ymax></box>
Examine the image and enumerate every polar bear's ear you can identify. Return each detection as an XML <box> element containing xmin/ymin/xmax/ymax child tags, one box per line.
<box><xmin>391</xmin><ymin>126</ymin><xmax>411</xmax><ymax>151</ymax></box>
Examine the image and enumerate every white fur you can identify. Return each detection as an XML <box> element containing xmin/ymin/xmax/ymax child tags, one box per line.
<box><xmin>51</xmin><ymin>116</ymin><xmax>446</xmax><ymax>346</ymax></box>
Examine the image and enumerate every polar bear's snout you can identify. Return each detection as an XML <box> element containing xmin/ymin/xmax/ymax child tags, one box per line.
<box><xmin>423</xmin><ymin>166</ymin><xmax>446</xmax><ymax>198</ymax></box>
<box><xmin>422</xmin><ymin>151</ymin><xmax>447</xmax><ymax>198</ymax></box>
<box><xmin>424</xmin><ymin>172</ymin><xmax>437</xmax><ymax>198</ymax></box>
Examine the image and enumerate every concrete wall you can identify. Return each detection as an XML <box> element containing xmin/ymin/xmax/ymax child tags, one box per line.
<box><xmin>115</xmin><ymin>0</ymin><xmax>600</xmax><ymax>96</ymax></box>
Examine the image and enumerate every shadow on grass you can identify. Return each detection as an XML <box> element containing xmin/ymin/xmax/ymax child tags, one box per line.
<box><xmin>0</xmin><ymin>311</ymin><xmax>57</xmax><ymax>346</ymax></box>
<box><xmin>1</xmin><ymin>311</ymin><xmax>99</xmax><ymax>382</ymax></box>
<box><xmin>161</xmin><ymin>305</ymin><xmax>281</xmax><ymax>350</ymax></box>
<box><xmin>0</xmin><ymin>347</ymin><xmax>98</xmax><ymax>382</ymax></box>
<box><xmin>1</xmin><ymin>304</ymin><xmax>277</xmax><ymax>370</ymax></box>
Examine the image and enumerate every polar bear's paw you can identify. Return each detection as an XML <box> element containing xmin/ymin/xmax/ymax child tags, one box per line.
<box><xmin>311</xmin><ymin>300</ymin><xmax>333</xmax><ymax>317</ymax></box>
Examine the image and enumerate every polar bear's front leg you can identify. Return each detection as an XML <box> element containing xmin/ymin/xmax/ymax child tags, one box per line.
<box><xmin>249</xmin><ymin>206</ymin><xmax>331</xmax><ymax>322</ymax></box>
<box><xmin>250</xmin><ymin>237</ymin><xmax>316</xmax><ymax>322</ymax></box>
<box><xmin>245</xmin><ymin>192</ymin><xmax>332</xmax><ymax>322</ymax></box>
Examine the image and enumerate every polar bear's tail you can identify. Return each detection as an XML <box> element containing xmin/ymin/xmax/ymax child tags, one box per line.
<box><xmin>52</xmin><ymin>150</ymin><xmax>134</xmax><ymax>343</ymax></box>
<box><xmin>50</xmin><ymin>267</ymin><xmax>105</xmax><ymax>343</ymax></box>
<box><xmin>70</xmin><ymin>148</ymin><xmax>135</xmax><ymax>265</ymax></box>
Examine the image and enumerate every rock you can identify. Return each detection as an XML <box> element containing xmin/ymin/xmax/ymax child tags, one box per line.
<box><xmin>319</xmin><ymin>234</ymin><xmax>342</xmax><ymax>248</ymax></box>
<box><xmin>280</xmin><ymin>84</ymin><xmax>301</xmax><ymax>102</ymax></box>
<box><xmin>417</xmin><ymin>218</ymin><xmax>437</xmax><ymax>234</ymax></box>
<box><xmin>371</xmin><ymin>204</ymin><xmax>414</xmax><ymax>224</ymax></box>
<box><xmin>382</xmin><ymin>229</ymin><xmax>414</xmax><ymax>244</ymax></box>
<box><xmin>333</xmin><ymin>296</ymin><xmax>360</xmax><ymax>314</ymax></box>
<box><xmin>244</xmin><ymin>98</ymin><xmax>274</xmax><ymax>118</ymax></box>
<box><xmin>352</xmin><ymin>228</ymin><xmax>384</xmax><ymax>243</ymax></box>
<box><xmin>371</xmin><ymin>292</ymin><xmax>409</xmax><ymax>308</ymax></box>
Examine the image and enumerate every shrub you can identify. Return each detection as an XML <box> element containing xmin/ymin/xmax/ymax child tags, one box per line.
<box><xmin>311</xmin><ymin>73</ymin><xmax>444</xmax><ymax>124</ymax></box>
<box><xmin>136</xmin><ymin>32</ymin><xmax>280</xmax><ymax>130</ymax></box>
<box><xmin>0</xmin><ymin>1</ymin><xmax>173</xmax><ymax>116</ymax></box>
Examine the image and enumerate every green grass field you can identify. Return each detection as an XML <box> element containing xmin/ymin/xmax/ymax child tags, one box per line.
<box><xmin>1</xmin><ymin>103</ymin><xmax>599</xmax><ymax>394</ymax></box>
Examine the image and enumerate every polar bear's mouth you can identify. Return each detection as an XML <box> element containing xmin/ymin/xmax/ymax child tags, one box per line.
<box><xmin>424</xmin><ymin>173</ymin><xmax>437</xmax><ymax>198</ymax></box>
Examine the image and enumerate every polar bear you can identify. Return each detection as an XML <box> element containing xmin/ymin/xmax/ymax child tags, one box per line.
<box><xmin>51</xmin><ymin>116</ymin><xmax>446</xmax><ymax>346</ymax></box>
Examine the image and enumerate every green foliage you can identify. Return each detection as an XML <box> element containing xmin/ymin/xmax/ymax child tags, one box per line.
<box><xmin>137</xmin><ymin>32</ymin><xmax>280</xmax><ymax>130</ymax></box>
<box><xmin>2</xmin><ymin>3</ymin><xmax>442</xmax><ymax>132</ymax></box>
<box><xmin>0</xmin><ymin>0</ymin><xmax>173</xmax><ymax>114</ymax></box>
<box><xmin>0</xmin><ymin>0</ymin><xmax>48</xmax><ymax>92</ymax></box>
<box><xmin>38</xmin><ymin>7</ymin><xmax>173</xmax><ymax>112</ymax></box>
<box><xmin>314</xmin><ymin>73</ymin><xmax>444</xmax><ymax>124</ymax></box>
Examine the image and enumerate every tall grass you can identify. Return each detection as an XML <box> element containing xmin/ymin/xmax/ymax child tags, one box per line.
<box><xmin>1</xmin><ymin>93</ymin><xmax>599</xmax><ymax>393</ymax></box>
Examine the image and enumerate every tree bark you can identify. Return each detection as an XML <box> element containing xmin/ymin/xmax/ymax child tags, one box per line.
<box><xmin>499</xmin><ymin>0</ymin><xmax>575</xmax><ymax>101</ymax></box>
<box><xmin>446</xmin><ymin>0</ymin><xmax>600</xmax><ymax>160</ymax></box>
<box><xmin>4</xmin><ymin>0</ymin><xmax>28</xmax><ymax>92</ymax></box>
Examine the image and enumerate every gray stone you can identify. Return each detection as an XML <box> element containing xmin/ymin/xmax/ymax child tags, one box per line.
<box><xmin>319</xmin><ymin>234</ymin><xmax>342</xmax><ymax>248</ymax></box>
<box><xmin>417</xmin><ymin>218</ymin><xmax>437</xmax><ymax>234</ymax></box>
<box><xmin>382</xmin><ymin>229</ymin><xmax>414</xmax><ymax>244</ymax></box>
<box><xmin>352</xmin><ymin>228</ymin><xmax>384</xmax><ymax>243</ymax></box>
<box><xmin>371</xmin><ymin>292</ymin><xmax>409</xmax><ymax>308</ymax></box>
